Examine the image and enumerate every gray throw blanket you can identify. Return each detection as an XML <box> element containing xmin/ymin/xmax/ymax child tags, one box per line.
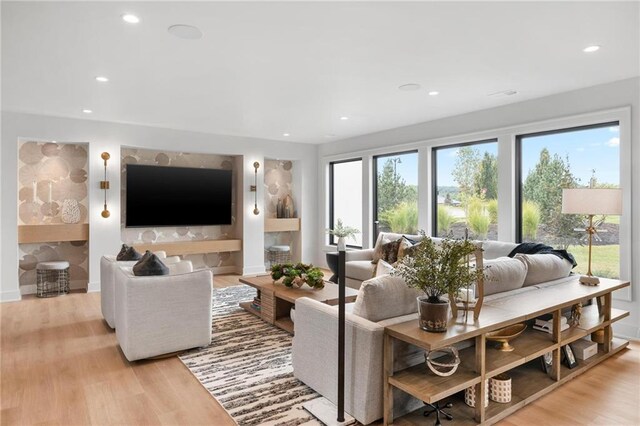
<box><xmin>508</xmin><ymin>242</ymin><xmax>577</xmax><ymax>268</ymax></box>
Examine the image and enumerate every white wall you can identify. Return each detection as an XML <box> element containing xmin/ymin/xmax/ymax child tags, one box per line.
<box><xmin>1</xmin><ymin>111</ymin><xmax>318</xmax><ymax>301</ymax></box>
<box><xmin>319</xmin><ymin>77</ymin><xmax>640</xmax><ymax>339</ymax></box>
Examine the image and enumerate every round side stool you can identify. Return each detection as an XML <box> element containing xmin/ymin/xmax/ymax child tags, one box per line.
<box><xmin>267</xmin><ymin>245</ymin><xmax>291</xmax><ymax>267</ymax></box>
<box><xmin>36</xmin><ymin>261</ymin><xmax>70</xmax><ymax>297</ymax></box>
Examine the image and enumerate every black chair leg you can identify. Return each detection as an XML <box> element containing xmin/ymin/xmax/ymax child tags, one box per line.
<box><xmin>423</xmin><ymin>401</ymin><xmax>453</xmax><ymax>426</ymax></box>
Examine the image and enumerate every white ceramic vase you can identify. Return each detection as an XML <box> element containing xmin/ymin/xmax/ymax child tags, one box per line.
<box><xmin>337</xmin><ymin>236</ymin><xmax>346</xmax><ymax>251</ymax></box>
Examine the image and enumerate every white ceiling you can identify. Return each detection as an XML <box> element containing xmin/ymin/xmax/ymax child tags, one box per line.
<box><xmin>2</xmin><ymin>1</ymin><xmax>638</xmax><ymax>144</ymax></box>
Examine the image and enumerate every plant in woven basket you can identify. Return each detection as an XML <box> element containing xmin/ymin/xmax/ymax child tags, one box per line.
<box><xmin>270</xmin><ymin>262</ymin><xmax>325</xmax><ymax>289</ymax></box>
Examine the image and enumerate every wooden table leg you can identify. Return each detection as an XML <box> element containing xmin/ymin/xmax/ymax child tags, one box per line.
<box><xmin>383</xmin><ymin>334</ymin><xmax>394</xmax><ymax>425</ymax></box>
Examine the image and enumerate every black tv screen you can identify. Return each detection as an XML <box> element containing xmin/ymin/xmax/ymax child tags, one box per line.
<box><xmin>125</xmin><ymin>164</ymin><xmax>232</xmax><ymax>227</ymax></box>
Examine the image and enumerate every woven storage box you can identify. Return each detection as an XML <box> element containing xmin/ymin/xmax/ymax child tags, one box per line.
<box><xmin>464</xmin><ymin>379</ymin><xmax>489</xmax><ymax>408</ymax></box>
<box><xmin>489</xmin><ymin>374</ymin><xmax>512</xmax><ymax>403</ymax></box>
<box><xmin>266</xmin><ymin>245</ymin><xmax>291</xmax><ymax>267</ymax></box>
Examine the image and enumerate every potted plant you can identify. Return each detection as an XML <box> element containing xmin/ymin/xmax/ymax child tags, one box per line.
<box><xmin>270</xmin><ymin>262</ymin><xmax>325</xmax><ymax>289</ymax></box>
<box><xmin>326</xmin><ymin>218</ymin><xmax>360</xmax><ymax>251</ymax></box>
<box><xmin>393</xmin><ymin>232</ymin><xmax>484</xmax><ymax>332</ymax></box>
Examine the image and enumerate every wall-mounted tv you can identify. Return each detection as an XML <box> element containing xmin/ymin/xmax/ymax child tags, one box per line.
<box><xmin>125</xmin><ymin>164</ymin><xmax>233</xmax><ymax>227</ymax></box>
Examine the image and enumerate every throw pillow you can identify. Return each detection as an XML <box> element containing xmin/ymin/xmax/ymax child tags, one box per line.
<box><xmin>482</xmin><ymin>257</ymin><xmax>528</xmax><ymax>296</ymax></box>
<box><xmin>374</xmin><ymin>259</ymin><xmax>394</xmax><ymax>277</ymax></box>
<box><xmin>352</xmin><ymin>274</ymin><xmax>421</xmax><ymax>322</ymax></box>
<box><xmin>132</xmin><ymin>253</ymin><xmax>169</xmax><ymax>276</ymax></box>
<box><xmin>397</xmin><ymin>236</ymin><xmax>415</xmax><ymax>262</ymax></box>
<box><xmin>372</xmin><ymin>235</ymin><xmax>392</xmax><ymax>264</ymax></box>
<box><xmin>116</xmin><ymin>244</ymin><xmax>142</xmax><ymax>261</ymax></box>
<box><xmin>514</xmin><ymin>253</ymin><xmax>572</xmax><ymax>286</ymax></box>
<box><xmin>380</xmin><ymin>238</ymin><xmax>402</xmax><ymax>264</ymax></box>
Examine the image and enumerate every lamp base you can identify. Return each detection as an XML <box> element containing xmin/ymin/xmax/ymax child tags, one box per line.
<box><xmin>303</xmin><ymin>398</ymin><xmax>356</xmax><ymax>426</ymax></box>
<box><xmin>579</xmin><ymin>275</ymin><xmax>600</xmax><ymax>286</ymax></box>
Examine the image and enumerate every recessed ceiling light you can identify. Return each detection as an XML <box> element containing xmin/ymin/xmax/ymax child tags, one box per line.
<box><xmin>399</xmin><ymin>83</ymin><xmax>421</xmax><ymax>91</ymax></box>
<box><xmin>340</xmin><ymin>116</ymin><xmax>349</xmax><ymax>121</ymax></box>
<box><xmin>283</xmin><ymin>133</ymin><xmax>290</xmax><ymax>137</ymax></box>
<box><xmin>82</xmin><ymin>109</ymin><xmax>93</xmax><ymax>114</ymax></box>
<box><xmin>428</xmin><ymin>91</ymin><xmax>440</xmax><ymax>96</ymax></box>
<box><xmin>122</xmin><ymin>14</ymin><xmax>140</xmax><ymax>24</ymax></box>
<box><xmin>488</xmin><ymin>89</ymin><xmax>518</xmax><ymax>97</ymax></box>
<box><xmin>168</xmin><ymin>24</ymin><xmax>203</xmax><ymax>40</ymax></box>
<box><xmin>583</xmin><ymin>45</ymin><xmax>600</xmax><ymax>53</ymax></box>
<box><xmin>95</xmin><ymin>76</ymin><xmax>109</xmax><ymax>83</ymax></box>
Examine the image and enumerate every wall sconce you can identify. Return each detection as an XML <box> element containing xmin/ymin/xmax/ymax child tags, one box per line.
<box><xmin>100</xmin><ymin>152</ymin><xmax>111</xmax><ymax>218</ymax></box>
<box><xmin>251</xmin><ymin>161</ymin><xmax>260</xmax><ymax>215</ymax></box>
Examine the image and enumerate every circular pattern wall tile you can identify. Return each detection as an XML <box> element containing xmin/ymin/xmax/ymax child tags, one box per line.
<box><xmin>155</xmin><ymin>153</ymin><xmax>170</xmax><ymax>166</ymax></box>
<box><xmin>268</xmin><ymin>183</ymin><xmax>279</xmax><ymax>195</ymax></box>
<box><xmin>219</xmin><ymin>252</ymin><xmax>231</xmax><ymax>261</ymax></box>
<box><xmin>221</xmin><ymin>160</ymin><xmax>233</xmax><ymax>170</ymax></box>
<box><xmin>142</xmin><ymin>230</ymin><xmax>157</xmax><ymax>243</ymax></box>
<box><xmin>18</xmin><ymin>164</ymin><xmax>40</xmax><ymax>186</ymax></box>
<box><xmin>18</xmin><ymin>187</ymin><xmax>34</xmax><ymax>202</ymax></box>
<box><xmin>122</xmin><ymin>155</ymin><xmax>137</xmax><ymax>165</ymax></box>
<box><xmin>41</xmin><ymin>202</ymin><xmax>60</xmax><ymax>217</ymax></box>
<box><xmin>19</xmin><ymin>142</ymin><xmax>45</xmax><ymax>164</ymax></box>
<box><xmin>41</xmin><ymin>142</ymin><xmax>60</xmax><ymax>157</ymax></box>
<box><xmin>56</xmin><ymin>242</ymin><xmax>88</xmax><ymax>264</ymax></box>
<box><xmin>176</xmin><ymin>227</ymin><xmax>189</xmax><ymax>236</ymax></box>
<box><xmin>282</xmin><ymin>161</ymin><xmax>293</xmax><ymax>171</ymax></box>
<box><xmin>60</xmin><ymin>144</ymin><xmax>87</xmax><ymax>169</ymax></box>
<box><xmin>41</xmin><ymin>157</ymin><xmax>70</xmax><ymax>181</ymax></box>
<box><xmin>57</xmin><ymin>180</ymin><xmax>88</xmax><ymax>202</ymax></box>
<box><xmin>265</xmin><ymin>169</ymin><xmax>278</xmax><ymax>185</ymax></box>
<box><xmin>192</xmin><ymin>232</ymin><xmax>205</xmax><ymax>240</ymax></box>
<box><xmin>68</xmin><ymin>265</ymin><xmax>89</xmax><ymax>281</ymax></box>
<box><xmin>204</xmin><ymin>253</ymin><xmax>220</xmax><ymax>267</ymax></box>
<box><xmin>19</xmin><ymin>270</ymin><xmax>37</xmax><ymax>287</ymax></box>
<box><xmin>70</xmin><ymin>168</ymin><xmax>87</xmax><ymax>183</ymax></box>
<box><xmin>78</xmin><ymin>204</ymin><xmax>88</xmax><ymax>223</ymax></box>
<box><xmin>19</xmin><ymin>202</ymin><xmax>44</xmax><ymax>224</ymax></box>
<box><xmin>33</xmin><ymin>245</ymin><xmax>58</xmax><ymax>262</ymax></box>
<box><xmin>282</xmin><ymin>171</ymin><xmax>292</xmax><ymax>184</ymax></box>
<box><xmin>19</xmin><ymin>254</ymin><xmax>39</xmax><ymax>271</ymax></box>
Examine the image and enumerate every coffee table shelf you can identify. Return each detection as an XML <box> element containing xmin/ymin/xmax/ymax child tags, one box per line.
<box><xmin>383</xmin><ymin>278</ymin><xmax>631</xmax><ymax>425</ymax></box>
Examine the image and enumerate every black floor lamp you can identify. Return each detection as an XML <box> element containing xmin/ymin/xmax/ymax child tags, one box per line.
<box><xmin>303</xmin><ymin>243</ymin><xmax>355</xmax><ymax>425</ymax></box>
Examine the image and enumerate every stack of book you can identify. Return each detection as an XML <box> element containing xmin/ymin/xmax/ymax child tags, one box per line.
<box><xmin>251</xmin><ymin>296</ymin><xmax>262</xmax><ymax>311</ymax></box>
<box><xmin>533</xmin><ymin>314</ymin><xmax>569</xmax><ymax>333</ymax></box>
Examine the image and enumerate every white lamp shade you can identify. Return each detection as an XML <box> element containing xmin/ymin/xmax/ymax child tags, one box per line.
<box><xmin>562</xmin><ymin>188</ymin><xmax>622</xmax><ymax>215</ymax></box>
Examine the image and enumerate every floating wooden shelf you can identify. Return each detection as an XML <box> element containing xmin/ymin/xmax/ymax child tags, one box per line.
<box><xmin>18</xmin><ymin>224</ymin><xmax>89</xmax><ymax>244</ymax></box>
<box><xmin>133</xmin><ymin>239</ymin><xmax>242</xmax><ymax>256</ymax></box>
<box><xmin>264</xmin><ymin>218</ymin><xmax>300</xmax><ymax>233</ymax></box>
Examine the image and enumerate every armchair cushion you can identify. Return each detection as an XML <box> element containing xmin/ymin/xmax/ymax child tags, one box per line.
<box><xmin>483</xmin><ymin>257</ymin><xmax>528</xmax><ymax>296</ymax></box>
<box><xmin>515</xmin><ymin>253</ymin><xmax>572</xmax><ymax>286</ymax></box>
<box><xmin>346</xmin><ymin>260</ymin><xmax>376</xmax><ymax>282</ymax></box>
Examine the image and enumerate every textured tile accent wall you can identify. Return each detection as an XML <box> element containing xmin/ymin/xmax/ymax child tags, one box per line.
<box><xmin>263</xmin><ymin>160</ymin><xmax>296</xmax><ymax>265</ymax></box>
<box><xmin>120</xmin><ymin>148</ymin><xmax>238</xmax><ymax>270</ymax></box>
<box><xmin>17</xmin><ymin>141</ymin><xmax>89</xmax><ymax>291</ymax></box>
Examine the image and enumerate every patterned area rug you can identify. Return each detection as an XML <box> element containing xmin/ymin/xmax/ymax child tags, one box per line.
<box><xmin>179</xmin><ymin>284</ymin><xmax>322</xmax><ymax>426</ymax></box>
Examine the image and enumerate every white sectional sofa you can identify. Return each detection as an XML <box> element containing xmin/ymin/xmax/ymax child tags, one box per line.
<box><xmin>294</xmin><ymin>235</ymin><xmax>575</xmax><ymax>424</ymax></box>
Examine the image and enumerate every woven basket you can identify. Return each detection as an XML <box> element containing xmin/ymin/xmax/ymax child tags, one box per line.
<box><xmin>464</xmin><ymin>380</ymin><xmax>489</xmax><ymax>408</ymax></box>
<box><xmin>489</xmin><ymin>374</ymin><xmax>512</xmax><ymax>403</ymax></box>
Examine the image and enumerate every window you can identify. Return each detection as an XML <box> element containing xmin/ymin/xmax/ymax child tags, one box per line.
<box><xmin>517</xmin><ymin>122</ymin><xmax>620</xmax><ymax>278</ymax></box>
<box><xmin>373</xmin><ymin>151</ymin><xmax>419</xmax><ymax>238</ymax></box>
<box><xmin>330</xmin><ymin>159</ymin><xmax>363</xmax><ymax>247</ymax></box>
<box><xmin>433</xmin><ymin>140</ymin><xmax>499</xmax><ymax>240</ymax></box>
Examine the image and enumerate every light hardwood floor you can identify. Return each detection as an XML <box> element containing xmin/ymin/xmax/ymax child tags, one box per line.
<box><xmin>1</xmin><ymin>274</ymin><xmax>638</xmax><ymax>426</ymax></box>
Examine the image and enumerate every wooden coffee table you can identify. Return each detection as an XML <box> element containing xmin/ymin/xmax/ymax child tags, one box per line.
<box><xmin>239</xmin><ymin>275</ymin><xmax>358</xmax><ymax>333</ymax></box>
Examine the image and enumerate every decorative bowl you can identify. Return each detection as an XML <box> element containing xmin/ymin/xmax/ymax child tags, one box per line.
<box><xmin>486</xmin><ymin>323</ymin><xmax>527</xmax><ymax>352</ymax></box>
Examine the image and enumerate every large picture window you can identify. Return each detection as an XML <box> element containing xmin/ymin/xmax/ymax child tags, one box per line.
<box><xmin>330</xmin><ymin>159</ymin><xmax>363</xmax><ymax>247</ymax></box>
<box><xmin>373</xmin><ymin>151</ymin><xmax>418</xmax><ymax>238</ymax></box>
<box><xmin>433</xmin><ymin>140</ymin><xmax>498</xmax><ymax>240</ymax></box>
<box><xmin>517</xmin><ymin>122</ymin><xmax>620</xmax><ymax>278</ymax></box>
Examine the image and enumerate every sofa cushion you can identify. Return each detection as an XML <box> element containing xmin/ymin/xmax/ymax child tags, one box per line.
<box><xmin>514</xmin><ymin>253</ymin><xmax>572</xmax><ymax>286</ymax></box>
<box><xmin>380</xmin><ymin>239</ymin><xmax>402</xmax><ymax>264</ymax></box>
<box><xmin>482</xmin><ymin>241</ymin><xmax>519</xmax><ymax>260</ymax></box>
<box><xmin>352</xmin><ymin>274</ymin><xmax>421</xmax><ymax>322</ymax></box>
<box><xmin>372</xmin><ymin>235</ymin><xmax>393</xmax><ymax>264</ymax></box>
<box><xmin>397</xmin><ymin>237</ymin><xmax>415</xmax><ymax>262</ymax></box>
<box><xmin>482</xmin><ymin>257</ymin><xmax>528</xmax><ymax>296</ymax></box>
<box><xmin>346</xmin><ymin>260</ymin><xmax>376</xmax><ymax>282</ymax></box>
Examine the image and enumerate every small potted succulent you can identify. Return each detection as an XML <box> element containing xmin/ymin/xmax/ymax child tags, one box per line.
<box><xmin>270</xmin><ymin>262</ymin><xmax>325</xmax><ymax>289</ymax></box>
<box><xmin>326</xmin><ymin>218</ymin><xmax>360</xmax><ymax>251</ymax></box>
<box><xmin>393</xmin><ymin>232</ymin><xmax>484</xmax><ymax>332</ymax></box>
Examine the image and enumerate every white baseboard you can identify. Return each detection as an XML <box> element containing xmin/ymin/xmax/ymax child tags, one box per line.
<box><xmin>242</xmin><ymin>265</ymin><xmax>267</xmax><ymax>276</ymax></box>
<box><xmin>20</xmin><ymin>280</ymin><xmax>87</xmax><ymax>296</ymax></box>
<box><xmin>211</xmin><ymin>266</ymin><xmax>237</xmax><ymax>275</ymax></box>
<box><xmin>87</xmin><ymin>281</ymin><xmax>101</xmax><ymax>293</ymax></box>
<box><xmin>0</xmin><ymin>289</ymin><xmax>22</xmax><ymax>302</ymax></box>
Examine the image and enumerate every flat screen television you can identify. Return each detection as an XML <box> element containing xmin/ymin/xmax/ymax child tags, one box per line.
<box><xmin>125</xmin><ymin>164</ymin><xmax>233</xmax><ymax>227</ymax></box>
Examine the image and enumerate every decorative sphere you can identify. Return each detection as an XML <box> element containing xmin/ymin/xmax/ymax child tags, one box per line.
<box><xmin>101</xmin><ymin>209</ymin><xmax>111</xmax><ymax>218</ymax></box>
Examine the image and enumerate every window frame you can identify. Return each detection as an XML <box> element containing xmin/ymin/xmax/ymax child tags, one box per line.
<box><xmin>431</xmin><ymin>138</ymin><xmax>498</xmax><ymax>237</ymax></box>
<box><xmin>372</xmin><ymin>149</ymin><xmax>419</xmax><ymax>239</ymax></box>
<box><xmin>329</xmin><ymin>157</ymin><xmax>363</xmax><ymax>248</ymax></box>
<box><xmin>514</xmin><ymin>121</ymin><xmax>620</xmax><ymax>243</ymax></box>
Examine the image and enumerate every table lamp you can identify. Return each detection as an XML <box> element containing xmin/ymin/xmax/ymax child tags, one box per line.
<box><xmin>562</xmin><ymin>188</ymin><xmax>622</xmax><ymax>285</ymax></box>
